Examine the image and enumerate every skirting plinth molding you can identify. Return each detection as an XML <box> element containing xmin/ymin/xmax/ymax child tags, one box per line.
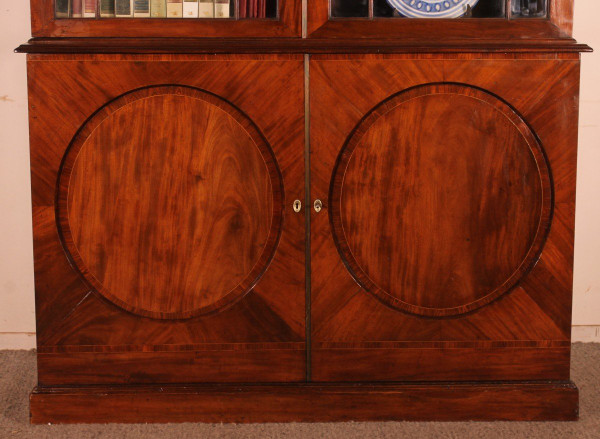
<box><xmin>30</xmin><ymin>381</ymin><xmax>579</xmax><ymax>424</ymax></box>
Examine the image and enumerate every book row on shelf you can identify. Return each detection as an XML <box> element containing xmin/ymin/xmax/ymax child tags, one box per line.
<box><xmin>55</xmin><ymin>0</ymin><xmax>273</xmax><ymax>19</ymax></box>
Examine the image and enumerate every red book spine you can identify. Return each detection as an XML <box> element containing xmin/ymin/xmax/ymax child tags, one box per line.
<box><xmin>239</xmin><ymin>0</ymin><xmax>246</xmax><ymax>18</ymax></box>
<box><xmin>72</xmin><ymin>0</ymin><xmax>83</xmax><ymax>16</ymax></box>
<box><xmin>259</xmin><ymin>0</ymin><xmax>265</xmax><ymax>17</ymax></box>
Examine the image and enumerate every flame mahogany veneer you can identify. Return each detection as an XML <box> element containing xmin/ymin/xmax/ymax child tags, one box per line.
<box><xmin>20</xmin><ymin>0</ymin><xmax>589</xmax><ymax>424</ymax></box>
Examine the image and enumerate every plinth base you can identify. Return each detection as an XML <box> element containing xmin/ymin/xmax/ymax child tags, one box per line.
<box><xmin>30</xmin><ymin>381</ymin><xmax>579</xmax><ymax>424</ymax></box>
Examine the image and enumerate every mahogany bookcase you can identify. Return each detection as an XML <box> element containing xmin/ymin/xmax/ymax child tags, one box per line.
<box><xmin>17</xmin><ymin>0</ymin><xmax>591</xmax><ymax>423</ymax></box>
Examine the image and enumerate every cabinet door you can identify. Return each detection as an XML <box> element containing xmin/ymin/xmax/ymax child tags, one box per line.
<box><xmin>306</xmin><ymin>0</ymin><xmax>568</xmax><ymax>39</ymax></box>
<box><xmin>33</xmin><ymin>0</ymin><xmax>301</xmax><ymax>38</ymax></box>
<box><xmin>310</xmin><ymin>54</ymin><xmax>579</xmax><ymax>382</ymax></box>
<box><xmin>29</xmin><ymin>54</ymin><xmax>305</xmax><ymax>385</ymax></box>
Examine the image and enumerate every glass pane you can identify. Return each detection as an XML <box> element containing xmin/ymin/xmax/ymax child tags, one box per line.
<box><xmin>374</xmin><ymin>0</ymin><xmax>395</xmax><ymax>17</ymax></box>
<box><xmin>55</xmin><ymin>0</ymin><xmax>278</xmax><ymax>19</ymax></box>
<box><xmin>331</xmin><ymin>0</ymin><xmax>369</xmax><ymax>18</ymax></box>
<box><xmin>471</xmin><ymin>0</ymin><xmax>505</xmax><ymax>17</ymax></box>
<box><xmin>55</xmin><ymin>0</ymin><xmax>71</xmax><ymax>18</ymax></box>
<box><xmin>511</xmin><ymin>0</ymin><xmax>547</xmax><ymax>17</ymax></box>
<box><xmin>266</xmin><ymin>0</ymin><xmax>277</xmax><ymax>17</ymax></box>
<box><xmin>240</xmin><ymin>0</ymin><xmax>278</xmax><ymax>18</ymax></box>
<box><xmin>372</xmin><ymin>0</ymin><xmax>507</xmax><ymax>18</ymax></box>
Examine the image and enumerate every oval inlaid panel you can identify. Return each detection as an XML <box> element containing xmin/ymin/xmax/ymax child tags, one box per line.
<box><xmin>331</xmin><ymin>84</ymin><xmax>552</xmax><ymax>317</ymax></box>
<box><xmin>58</xmin><ymin>86</ymin><xmax>282</xmax><ymax>319</ymax></box>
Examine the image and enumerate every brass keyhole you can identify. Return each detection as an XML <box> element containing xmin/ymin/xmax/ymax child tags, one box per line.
<box><xmin>314</xmin><ymin>199</ymin><xmax>323</xmax><ymax>213</ymax></box>
<box><xmin>293</xmin><ymin>200</ymin><xmax>302</xmax><ymax>213</ymax></box>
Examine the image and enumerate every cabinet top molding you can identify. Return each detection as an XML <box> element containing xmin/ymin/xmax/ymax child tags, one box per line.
<box><xmin>15</xmin><ymin>37</ymin><xmax>592</xmax><ymax>54</ymax></box>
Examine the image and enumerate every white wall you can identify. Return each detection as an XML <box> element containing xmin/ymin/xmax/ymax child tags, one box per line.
<box><xmin>0</xmin><ymin>0</ymin><xmax>36</xmax><ymax>349</ymax></box>
<box><xmin>572</xmin><ymin>0</ymin><xmax>600</xmax><ymax>341</ymax></box>
<box><xmin>0</xmin><ymin>1</ymin><xmax>598</xmax><ymax>349</ymax></box>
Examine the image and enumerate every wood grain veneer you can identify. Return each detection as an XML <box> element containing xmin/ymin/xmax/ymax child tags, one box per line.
<box><xmin>330</xmin><ymin>83</ymin><xmax>551</xmax><ymax>317</ymax></box>
<box><xmin>20</xmin><ymin>0</ymin><xmax>589</xmax><ymax>421</ymax></box>
<box><xmin>28</xmin><ymin>54</ymin><xmax>306</xmax><ymax>384</ymax></box>
<box><xmin>30</xmin><ymin>381</ymin><xmax>579</xmax><ymax>423</ymax></box>
<box><xmin>60</xmin><ymin>86</ymin><xmax>280</xmax><ymax>319</ymax></box>
<box><xmin>310</xmin><ymin>54</ymin><xmax>580</xmax><ymax>382</ymax></box>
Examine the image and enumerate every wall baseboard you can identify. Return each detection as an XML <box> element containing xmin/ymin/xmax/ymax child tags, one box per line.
<box><xmin>572</xmin><ymin>325</ymin><xmax>600</xmax><ymax>342</ymax></box>
<box><xmin>1</xmin><ymin>328</ymin><xmax>599</xmax><ymax>350</ymax></box>
<box><xmin>0</xmin><ymin>332</ymin><xmax>36</xmax><ymax>349</ymax></box>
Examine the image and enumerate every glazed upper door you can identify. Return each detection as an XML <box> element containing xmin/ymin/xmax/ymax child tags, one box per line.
<box><xmin>29</xmin><ymin>54</ymin><xmax>305</xmax><ymax>385</ymax></box>
<box><xmin>306</xmin><ymin>0</ymin><xmax>573</xmax><ymax>39</ymax></box>
<box><xmin>32</xmin><ymin>0</ymin><xmax>301</xmax><ymax>37</ymax></box>
<box><xmin>309</xmin><ymin>54</ymin><xmax>579</xmax><ymax>382</ymax></box>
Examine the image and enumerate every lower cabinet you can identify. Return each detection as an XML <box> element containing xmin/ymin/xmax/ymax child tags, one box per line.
<box><xmin>27</xmin><ymin>53</ymin><xmax>580</xmax><ymax>422</ymax></box>
<box><xmin>29</xmin><ymin>55</ymin><xmax>307</xmax><ymax>384</ymax></box>
<box><xmin>309</xmin><ymin>55</ymin><xmax>579</xmax><ymax>383</ymax></box>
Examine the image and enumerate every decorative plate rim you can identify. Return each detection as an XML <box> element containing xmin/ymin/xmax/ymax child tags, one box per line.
<box><xmin>386</xmin><ymin>0</ymin><xmax>481</xmax><ymax>18</ymax></box>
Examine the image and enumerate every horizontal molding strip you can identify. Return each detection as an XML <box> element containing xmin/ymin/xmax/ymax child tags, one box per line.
<box><xmin>37</xmin><ymin>342</ymin><xmax>306</xmax><ymax>354</ymax></box>
<box><xmin>314</xmin><ymin>340</ymin><xmax>571</xmax><ymax>349</ymax></box>
<box><xmin>15</xmin><ymin>38</ymin><xmax>592</xmax><ymax>55</ymax></box>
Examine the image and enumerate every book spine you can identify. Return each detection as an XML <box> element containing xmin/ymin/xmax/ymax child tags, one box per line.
<box><xmin>56</xmin><ymin>0</ymin><xmax>71</xmax><ymax>18</ymax></box>
<box><xmin>166</xmin><ymin>0</ymin><xmax>183</xmax><ymax>17</ymax></box>
<box><xmin>183</xmin><ymin>0</ymin><xmax>199</xmax><ymax>17</ymax></box>
<box><xmin>214</xmin><ymin>0</ymin><xmax>229</xmax><ymax>18</ymax></box>
<box><xmin>100</xmin><ymin>0</ymin><xmax>116</xmax><ymax>16</ymax></box>
<box><xmin>134</xmin><ymin>0</ymin><xmax>151</xmax><ymax>16</ymax></box>
<box><xmin>72</xmin><ymin>0</ymin><xmax>83</xmax><ymax>17</ymax></box>
<box><xmin>150</xmin><ymin>0</ymin><xmax>167</xmax><ymax>17</ymax></box>
<box><xmin>83</xmin><ymin>0</ymin><xmax>97</xmax><ymax>17</ymax></box>
<box><xmin>115</xmin><ymin>0</ymin><xmax>133</xmax><ymax>16</ymax></box>
<box><xmin>198</xmin><ymin>0</ymin><xmax>214</xmax><ymax>18</ymax></box>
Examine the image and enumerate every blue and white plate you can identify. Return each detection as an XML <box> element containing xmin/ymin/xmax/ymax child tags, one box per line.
<box><xmin>386</xmin><ymin>0</ymin><xmax>480</xmax><ymax>18</ymax></box>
